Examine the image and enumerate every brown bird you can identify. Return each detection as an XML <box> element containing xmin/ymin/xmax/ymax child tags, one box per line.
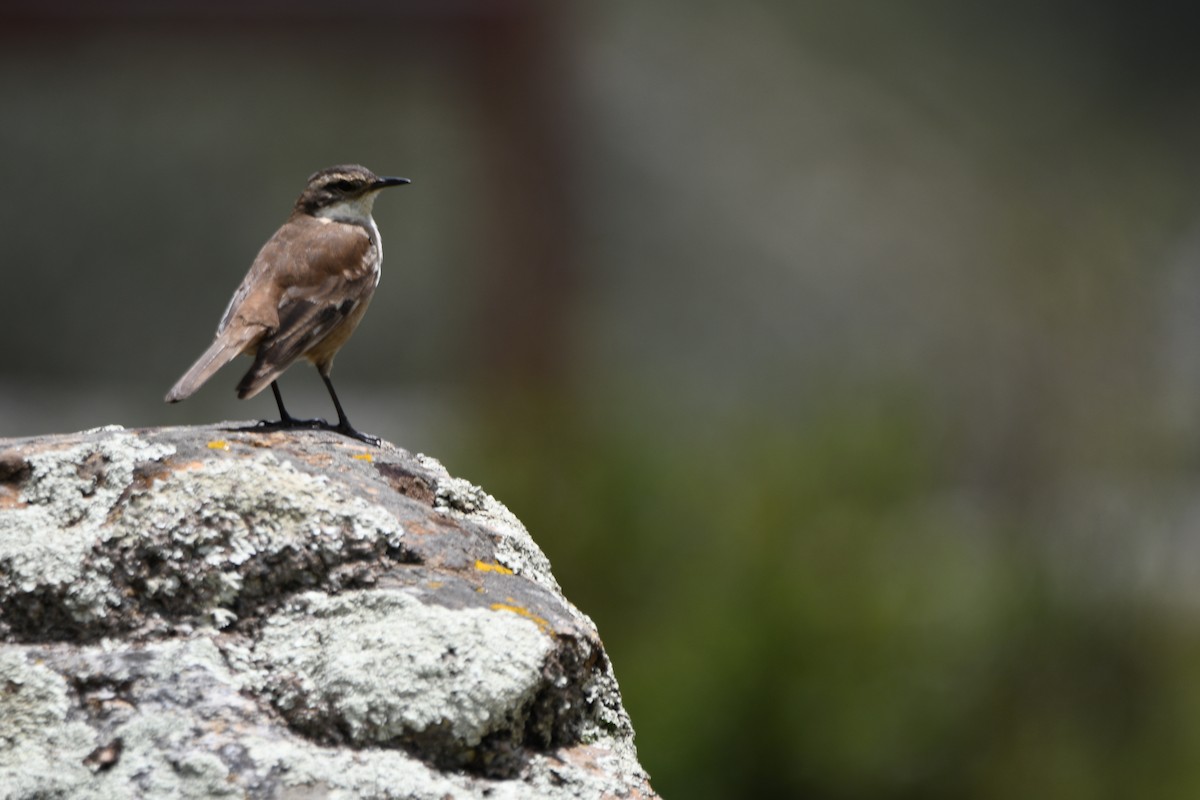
<box><xmin>165</xmin><ymin>164</ymin><xmax>409</xmax><ymax>445</ymax></box>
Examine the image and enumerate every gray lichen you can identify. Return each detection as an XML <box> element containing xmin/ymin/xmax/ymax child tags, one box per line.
<box><xmin>250</xmin><ymin>588</ymin><xmax>555</xmax><ymax>777</ymax></box>
<box><xmin>0</xmin><ymin>424</ymin><xmax>655</xmax><ymax>799</ymax></box>
<box><xmin>421</xmin><ymin>452</ymin><xmax>562</xmax><ymax>595</ymax></box>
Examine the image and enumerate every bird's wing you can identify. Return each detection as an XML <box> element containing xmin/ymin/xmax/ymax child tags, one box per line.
<box><xmin>233</xmin><ymin>217</ymin><xmax>378</xmax><ymax>399</ymax></box>
<box><xmin>165</xmin><ymin>221</ymin><xmax>313</xmax><ymax>403</ymax></box>
<box><xmin>217</xmin><ymin>215</ymin><xmax>328</xmax><ymax>333</ymax></box>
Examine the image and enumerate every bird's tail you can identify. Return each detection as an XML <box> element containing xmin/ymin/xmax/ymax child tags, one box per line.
<box><xmin>165</xmin><ymin>328</ymin><xmax>259</xmax><ymax>403</ymax></box>
<box><xmin>235</xmin><ymin>360</ymin><xmax>289</xmax><ymax>402</ymax></box>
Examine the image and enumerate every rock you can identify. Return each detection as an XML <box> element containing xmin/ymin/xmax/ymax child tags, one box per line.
<box><xmin>0</xmin><ymin>424</ymin><xmax>656</xmax><ymax>799</ymax></box>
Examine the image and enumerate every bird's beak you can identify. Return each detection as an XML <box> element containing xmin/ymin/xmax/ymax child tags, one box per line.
<box><xmin>373</xmin><ymin>177</ymin><xmax>411</xmax><ymax>190</ymax></box>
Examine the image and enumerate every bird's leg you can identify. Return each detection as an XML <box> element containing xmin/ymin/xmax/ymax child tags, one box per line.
<box><xmin>270</xmin><ymin>381</ymin><xmax>299</xmax><ymax>424</ymax></box>
<box><xmin>319</xmin><ymin>372</ymin><xmax>381</xmax><ymax>446</ymax></box>
<box><xmin>254</xmin><ymin>381</ymin><xmax>326</xmax><ymax>429</ymax></box>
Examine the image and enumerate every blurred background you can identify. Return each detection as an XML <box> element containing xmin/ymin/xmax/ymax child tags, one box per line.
<box><xmin>4</xmin><ymin>1</ymin><xmax>1200</xmax><ymax>796</ymax></box>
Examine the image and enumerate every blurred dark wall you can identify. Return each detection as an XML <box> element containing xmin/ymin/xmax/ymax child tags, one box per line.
<box><xmin>7</xmin><ymin>2</ymin><xmax>1200</xmax><ymax>798</ymax></box>
<box><xmin>0</xmin><ymin>0</ymin><xmax>576</xmax><ymax>451</ymax></box>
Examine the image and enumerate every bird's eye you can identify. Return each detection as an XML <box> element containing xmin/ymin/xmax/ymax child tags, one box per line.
<box><xmin>332</xmin><ymin>180</ymin><xmax>355</xmax><ymax>192</ymax></box>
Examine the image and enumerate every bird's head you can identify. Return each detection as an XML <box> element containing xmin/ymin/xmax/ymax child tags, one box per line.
<box><xmin>295</xmin><ymin>164</ymin><xmax>410</xmax><ymax>222</ymax></box>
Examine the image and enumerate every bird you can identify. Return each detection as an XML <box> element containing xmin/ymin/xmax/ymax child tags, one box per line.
<box><xmin>165</xmin><ymin>164</ymin><xmax>410</xmax><ymax>446</ymax></box>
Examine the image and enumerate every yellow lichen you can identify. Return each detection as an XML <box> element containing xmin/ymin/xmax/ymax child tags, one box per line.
<box><xmin>489</xmin><ymin>602</ymin><xmax>552</xmax><ymax>634</ymax></box>
<box><xmin>474</xmin><ymin>560</ymin><xmax>514</xmax><ymax>575</ymax></box>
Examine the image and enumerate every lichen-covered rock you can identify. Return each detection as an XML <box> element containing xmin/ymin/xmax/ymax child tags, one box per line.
<box><xmin>0</xmin><ymin>424</ymin><xmax>655</xmax><ymax>799</ymax></box>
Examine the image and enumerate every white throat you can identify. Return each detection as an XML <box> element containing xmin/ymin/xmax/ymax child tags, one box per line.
<box><xmin>315</xmin><ymin>190</ymin><xmax>381</xmax><ymax>226</ymax></box>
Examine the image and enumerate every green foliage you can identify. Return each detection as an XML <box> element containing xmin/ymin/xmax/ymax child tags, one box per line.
<box><xmin>453</xmin><ymin>389</ymin><xmax>1200</xmax><ymax>799</ymax></box>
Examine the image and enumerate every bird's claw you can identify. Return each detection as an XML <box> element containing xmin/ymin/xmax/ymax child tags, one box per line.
<box><xmin>329</xmin><ymin>423</ymin><xmax>381</xmax><ymax>447</ymax></box>
<box><xmin>235</xmin><ymin>418</ymin><xmax>379</xmax><ymax>446</ymax></box>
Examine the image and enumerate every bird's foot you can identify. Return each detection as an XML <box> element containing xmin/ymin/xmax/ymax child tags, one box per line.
<box><xmin>248</xmin><ymin>416</ymin><xmax>328</xmax><ymax>432</ymax></box>
<box><xmin>282</xmin><ymin>416</ymin><xmax>329</xmax><ymax>430</ymax></box>
<box><xmin>233</xmin><ymin>417</ymin><xmax>379</xmax><ymax>446</ymax></box>
<box><xmin>325</xmin><ymin>420</ymin><xmax>382</xmax><ymax>447</ymax></box>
